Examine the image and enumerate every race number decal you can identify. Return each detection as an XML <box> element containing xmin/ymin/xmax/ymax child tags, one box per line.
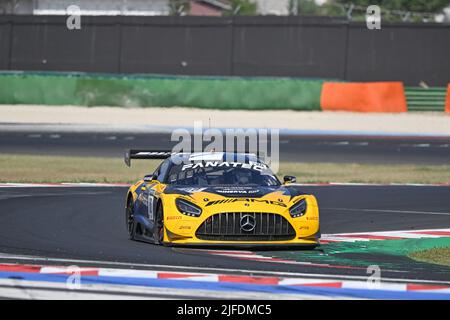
<box><xmin>148</xmin><ymin>195</ymin><xmax>154</xmax><ymax>220</ymax></box>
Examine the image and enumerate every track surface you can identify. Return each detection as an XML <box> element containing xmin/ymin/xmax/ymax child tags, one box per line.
<box><xmin>1</xmin><ymin>185</ymin><xmax>449</xmax><ymax>282</ymax></box>
<box><xmin>1</xmin><ymin>129</ymin><xmax>450</xmax><ymax>164</ymax></box>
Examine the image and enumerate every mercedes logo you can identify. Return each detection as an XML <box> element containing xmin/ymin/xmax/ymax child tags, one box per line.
<box><xmin>240</xmin><ymin>214</ymin><xmax>256</xmax><ymax>232</ymax></box>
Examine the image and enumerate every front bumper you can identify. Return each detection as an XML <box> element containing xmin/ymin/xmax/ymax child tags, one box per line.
<box><xmin>162</xmin><ymin>194</ymin><xmax>320</xmax><ymax>247</ymax></box>
<box><xmin>162</xmin><ymin>241</ymin><xmax>320</xmax><ymax>249</ymax></box>
<box><xmin>164</xmin><ymin>225</ymin><xmax>320</xmax><ymax>248</ymax></box>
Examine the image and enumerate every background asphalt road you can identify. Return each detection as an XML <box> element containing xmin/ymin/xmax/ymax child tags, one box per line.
<box><xmin>1</xmin><ymin>129</ymin><xmax>450</xmax><ymax>164</ymax></box>
<box><xmin>1</xmin><ymin>185</ymin><xmax>449</xmax><ymax>281</ymax></box>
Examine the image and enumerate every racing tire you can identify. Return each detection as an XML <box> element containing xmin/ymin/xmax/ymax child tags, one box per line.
<box><xmin>153</xmin><ymin>202</ymin><xmax>165</xmax><ymax>245</ymax></box>
<box><xmin>125</xmin><ymin>198</ymin><xmax>136</xmax><ymax>240</ymax></box>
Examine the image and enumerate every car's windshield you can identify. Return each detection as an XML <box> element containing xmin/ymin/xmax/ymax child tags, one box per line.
<box><xmin>167</xmin><ymin>160</ymin><xmax>280</xmax><ymax>186</ymax></box>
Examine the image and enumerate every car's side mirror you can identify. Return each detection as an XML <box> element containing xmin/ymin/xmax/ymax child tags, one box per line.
<box><xmin>283</xmin><ymin>175</ymin><xmax>297</xmax><ymax>184</ymax></box>
<box><xmin>144</xmin><ymin>174</ymin><xmax>157</xmax><ymax>182</ymax></box>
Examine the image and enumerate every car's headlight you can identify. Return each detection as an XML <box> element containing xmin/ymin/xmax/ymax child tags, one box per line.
<box><xmin>175</xmin><ymin>198</ymin><xmax>202</xmax><ymax>217</ymax></box>
<box><xmin>289</xmin><ymin>199</ymin><xmax>307</xmax><ymax>218</ymax></box>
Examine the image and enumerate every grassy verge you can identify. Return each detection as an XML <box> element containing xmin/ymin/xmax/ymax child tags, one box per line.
<box><xmin>0</xmin><ymin>154</ymin><xmax>160</xmax><ymax>184</ymax></box>
<box><xmin>1</xmin><ymin>154</ymin><xmax>450</xmax><ymax>184</ymax></box>
<box><xmin>409</xmin><ymin>247</ymin><xmax>450</xmax><ymax>267</ymax></box>
<box><xmin>278</xmin><ymin>162</ymin><xmax>450</xmax><ymax>184</ymax></box>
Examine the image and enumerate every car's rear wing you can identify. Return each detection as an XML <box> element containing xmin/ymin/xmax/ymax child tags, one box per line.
<box><xmin>124</xmin><ymin>149</ymin><xmax>268</xmax><ymax>167</ymax></box>
<box><xmin>124</xmin><ymin>150</ymin><xmax>175</xmax><ymax>167</ymax></box>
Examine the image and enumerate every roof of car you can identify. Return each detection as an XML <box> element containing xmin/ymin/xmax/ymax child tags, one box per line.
<box><xmin>170</xmin><ymin>152</ymin><xmax>262</xmax><ymax>163</ymax></box>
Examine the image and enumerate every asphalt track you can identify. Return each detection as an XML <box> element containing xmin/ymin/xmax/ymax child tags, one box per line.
<box><xmin>1</xmin><ymin>127</ymin><xmax>450</xmax><ymax>164</ymax></box>
<box><xmin>1</xmin><ymin>185</ymin><xmax>449</xmax><ymax>283</ymax></box>
<box><xmin>1</xmin><ymin>125</ymin><xmax>450</xmax><ymax>298</ymax></box>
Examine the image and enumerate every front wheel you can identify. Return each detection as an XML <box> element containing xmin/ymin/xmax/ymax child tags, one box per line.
<box><xmin>153</xmin><ymin>203</ymin><xmax>165</xmax><ymax>245</ymax></box>
<box><xmin>125</xmin><ymin>199</ymin><xmax>135</xmax><ymax>240</ymax></box>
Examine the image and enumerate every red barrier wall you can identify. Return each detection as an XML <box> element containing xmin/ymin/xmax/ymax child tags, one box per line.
<box><xmin>320</xmin><ymin>82</ymin><xmax>407</xmax><ymax>113</ymax></box>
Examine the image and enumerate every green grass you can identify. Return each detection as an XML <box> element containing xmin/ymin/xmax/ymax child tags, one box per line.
<box><xmin>1</xmin><ymin>153</ymin><xmax>450</xmax><ymax>184</ymax></box>
<box><xmin>409</xmin><ymin>247</ymin><xmax>450</xmax><ymax>267</ymax></box>
<box><xmin>0</xmin><ymin>154</ymin><xmax>160</xmax><ymax>184</ymax></box>
<box><xmin>278</xmin><ymin>162</ymin><xmax>450</xmax><ymax>184</ymax></box>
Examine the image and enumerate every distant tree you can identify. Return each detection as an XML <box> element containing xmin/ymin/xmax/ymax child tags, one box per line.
<box><xmin>287</xmin><ymin>0</ymin><xmax>449</xmax><ymax>21</ymax></box>
<box><xmin>335</xmin><ymin>0</ymin><xmax>449</xmax><ymax>13</ymax></box>
<box><xmin>288</xmin><ymin>0</ymin><xmax>321</xmax><ymax>15</ymax></box>
<box><xmin>288</xmin><ymin>0</ymin><xmax>348</xmax><ymax>16</ymax></box>
<box><xmin>168</xmin><ymin>0</ymin><xmax>190</xmax><ymax>16</ymax></box>
<box><xmin>334</xmin><ymin>0</ymin><xmax>450</xmax><ymax>21</ymax></box>
<box><xmin>225</xmin><ymin>0</ymin><xmax>257</xmax><ymax>16</ymax></box>
<box><xmin>0</xmin><ymin>0</ymin><xmax>20</xmax><ymax>14</ymax></box>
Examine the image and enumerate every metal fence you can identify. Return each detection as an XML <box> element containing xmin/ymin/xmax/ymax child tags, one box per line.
<box><xmin>0</xmin><ymin>15</ymin><xmax>449</xmax><ymax>86</ymax></box>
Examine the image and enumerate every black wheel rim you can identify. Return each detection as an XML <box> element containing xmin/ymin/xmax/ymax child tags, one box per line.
<box><xmin>157</xmin><ymin>207</ymin><xmax>164</xmax><ymax>242</ymax></box>
<box><xmin>158</xmin><ymin>221</ymin><xmax>164</xmax><ymax>242</ymax></box>
<box><xmin>126</xmin><ymin>203</ymin><xmax>134</xmax><ymax>235</ymax></box>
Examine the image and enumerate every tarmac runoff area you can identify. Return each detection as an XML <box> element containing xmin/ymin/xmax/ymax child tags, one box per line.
<box><xmin>1</xmin><ymin>105</ymin><xmax>450</xmax><ymax>136</ymax></box>
<box><xmin>0</xmin><ymin>185</ymin><xmax>449</xmax><ymax>299</ymax></box>
<box><xmin>0</xmin><ymin>104</ymin><xmax>450</xmax><ymax>299</ymax></box>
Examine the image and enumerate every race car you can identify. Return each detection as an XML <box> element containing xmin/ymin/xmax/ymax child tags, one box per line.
<box><xmin>124</xmin><ymin>150</ymin><xmax>320</xmax><ymax>248</ymax></box>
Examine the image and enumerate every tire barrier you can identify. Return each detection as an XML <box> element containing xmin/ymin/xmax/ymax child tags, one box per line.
<box><xmin>320</xmin><ymin>82</ymin><xmax>407</xmax><ymax>113</ymax></box>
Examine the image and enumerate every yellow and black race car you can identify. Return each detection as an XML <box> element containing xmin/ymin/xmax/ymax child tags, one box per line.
<box><xmin>124</xmin><ymin>150</ymin><xmax>320</xmax><ymax>248</ymax></box>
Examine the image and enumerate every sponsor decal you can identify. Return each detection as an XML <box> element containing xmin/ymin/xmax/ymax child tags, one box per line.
<box><xmin>181</xmin><ymin>161</ymin><xmax>268</xmax><ymax>172</ymax></box>
<box><xmin>177</xmin><ymin>187</ymin><xmax>208</xmax><ymax>193</ymax></box>
<box><xmin>147</xmin><ymin>195</ymin><xmax>154</xmax><ymax>221</ymax></box>
<box><xmin>167</xmin><ymin>216</ymin><xmax>182</xmax><ymax>220</ymax></box>
<box><xmin>205</xmin><ymin>198</ymin><xmax>286</xmax><ymax>207</ymax></box>
<box><xmin>135</xmin><ymin>151</ymin><xmax>174</xmax><ymax>157</ymax></box>
<box><xmin>179</xmin><ymin>225</ymin><xmax>191</xmax><ymax>230</ymax></box>
<box><xmin>215</xmin><ymin>188</ymin><xmax>260</xmax><ymax>194</ymax></box>
<box><xmin>188</xmin><ymin>152</ymin><xmax>224</xmax><ymax>161</ymax></box>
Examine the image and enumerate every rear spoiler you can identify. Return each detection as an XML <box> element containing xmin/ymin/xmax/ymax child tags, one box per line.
<box><xmin>124</xmin><ymin>150</ymin><xmax>175</xmax><ymax>167</ymax></box>
<box><xmin>124</xmin><ymin>149</ymin><xmax>268</xmax><ymax>167</ymax></box>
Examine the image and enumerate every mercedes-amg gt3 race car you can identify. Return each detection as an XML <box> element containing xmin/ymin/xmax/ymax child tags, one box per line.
<box><xmin>124</xmin><ymin>150</ymin><xmax>320</xmax><ymax>248</ymax></box>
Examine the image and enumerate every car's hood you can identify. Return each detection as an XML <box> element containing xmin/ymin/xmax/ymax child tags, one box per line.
<box><xmin>164</xmin><ymin>185</ymin><xmax>304</xmax><ymax>199</ymax></box>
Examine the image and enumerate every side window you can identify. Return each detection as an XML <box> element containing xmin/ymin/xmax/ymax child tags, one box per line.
<box><xmin>156</xmin><ymin>160</ymin><xmax>170</xmax><ymax>182</ymax></box>
<box><xmin>151</xmin><ymin>164</ymin><xmax>162</xmax><ymax>181</ymax></box>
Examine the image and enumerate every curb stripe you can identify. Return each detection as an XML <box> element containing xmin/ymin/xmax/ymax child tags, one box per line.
<box><xmin>0</xmin><ymin>265</ymin><xmax>449</xmax><ymax>299</ymax></box>
<box><xmin>407</xmin><ymin>284</ymin><xmax>450</xmax><ymax>292</ymax></box>
<box><xmin>334</xmin><ymin>235</ymin><xmax>405</xmax><ymax>240</ymax></box>
<box><xmin>200</xmin><ymin>228</ymin><xmax>450</xmax><ymax>269</ymax></box>
<box><xmin>300</xmin><ymin>282</ymin><xmax>343</xmax><ymax>288</ymax></box>
<box><xmin>411</xmin><ymin>231</ymin><xmax>450</xmax><ymax>236</ymax></box>
<box><xmin>218</xmin><ymin>275</ymin><xmax>280</xmax><ymax>285</ymax></box>
<box><xmin>320</xmin><ymin>228</ymin><xmax>450</xmax><ymax>243</ymax></box>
